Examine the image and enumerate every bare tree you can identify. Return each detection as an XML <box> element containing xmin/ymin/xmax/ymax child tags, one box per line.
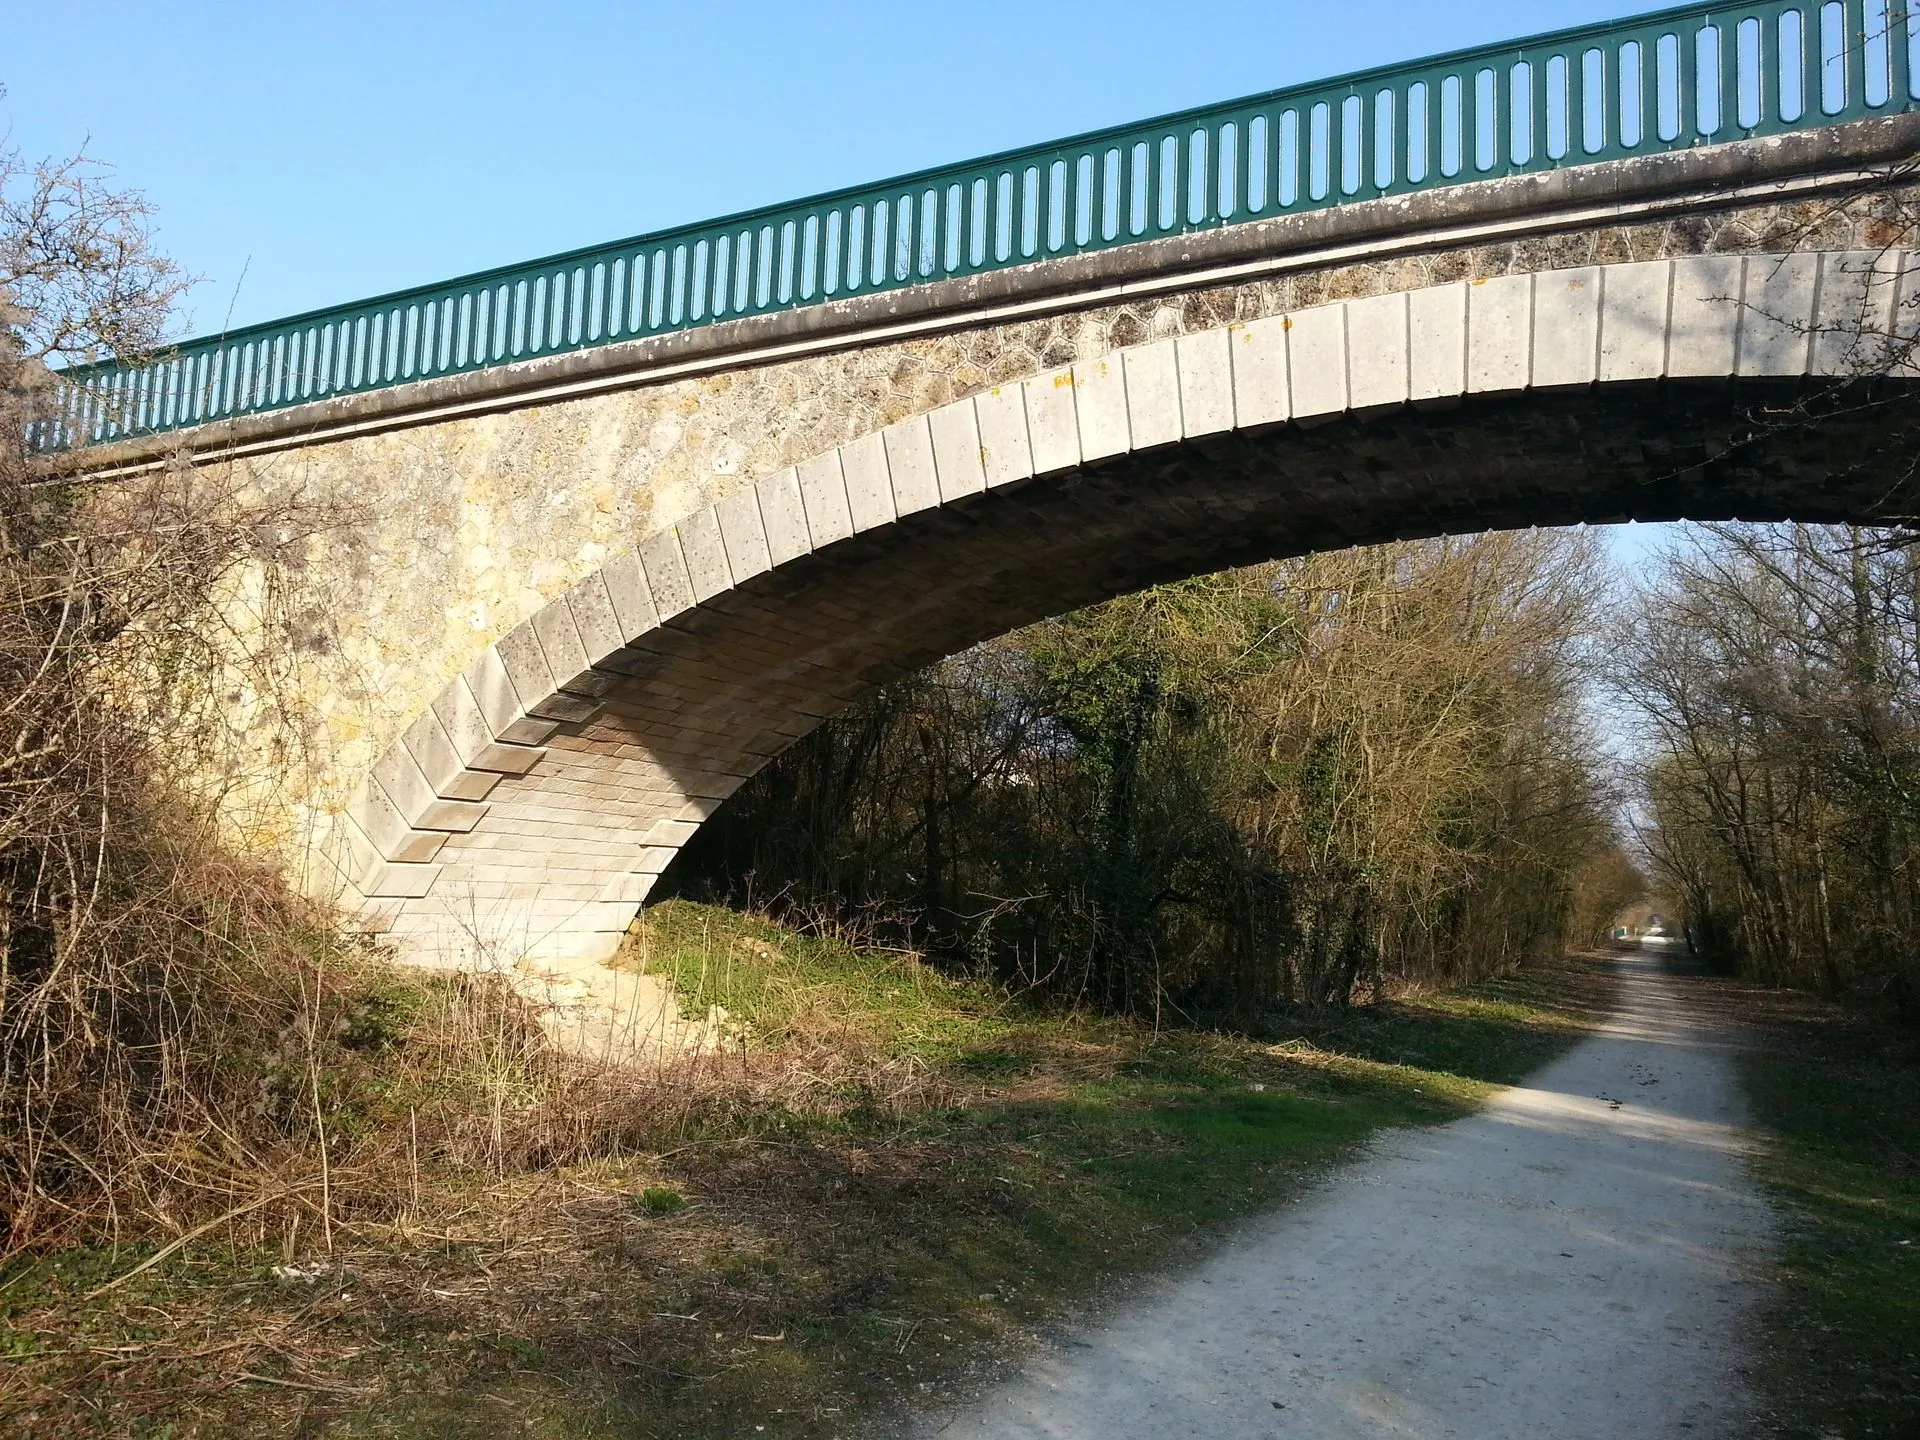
<box><xmin>1621</xmin><ymin>523</ymin><xmax>1920</xmax><ymax>1013</ymax></box>
<box><xmin>672</xmin><ymin>529</ymin><xmax>1629</xmax><ymax>1016</ymax></box>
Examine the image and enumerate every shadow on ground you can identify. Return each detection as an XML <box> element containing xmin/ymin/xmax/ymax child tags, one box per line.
<box><xmin>0</xmin><ymin>910</ymin><xmax>1622</xmax><ymax>1440</ymax></box>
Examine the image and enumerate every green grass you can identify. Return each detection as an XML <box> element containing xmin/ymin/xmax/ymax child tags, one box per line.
<box><xmin>630</xmin><ymin>899</ymin><xmax>1009</xmax><ymax>1061</ymax></box>
<box><xmin>0</xmin><ymin>904</ymin><xmax>1616</xmax><ymax>1439</ymax></box>
<box><xmin>1734</xmin><ymin>989</ymin><xmax>1920</xmax><ymax>1437</ymax></box>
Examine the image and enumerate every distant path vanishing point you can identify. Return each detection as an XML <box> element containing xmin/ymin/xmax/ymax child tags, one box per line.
<box><xmin>914</xmin><ymin>948</ymin><xmax>1777</xmax><ymax>1439</ymax></box>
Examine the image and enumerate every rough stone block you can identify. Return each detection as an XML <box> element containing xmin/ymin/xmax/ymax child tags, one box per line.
<box><xmin>402</xmin><ymin>709</ymin><xmax>501</xmax><ymax>802</ymax></box>
<box><xmin>678</xmin><ymin>507</ymin><xmax>733</xmax><ymax>602</ymax></box>
<box><xmin>1598</xmin><ymin>260</ymin><xmax>1672</xmax><ymax>382</ymax></box>
<box><xmin>1667</xmin><ymin>255</ymin><xmax>1743</xmax><ymax>377</ymax></box>
<box><xmin>797</xmin><ymin>452</ymin><xmax>854</xmax><ymax>546</ymax></box>
<box><xmin>882</xmin><ymin>415</ymin><xmax>940</xmax><ymax>516</ymax></box>
<box><xmin>1288</xmin><ymin>304</ymin><xmax>1348</xmax><ymax>421</ymax></box>
<box><xmin>1023</xmin><ymin>367</ymin><xmax>1081</xmax><ymax>476</ymax></box>
<box><xmin>495</xmin><ymin>624</ymin><xmax>556</xmax><ymax>709</ymax></box>
<box><xmin>1123</xmin><ymin>339</ymin><xmax>1181</xmax><ymax>450</ymax></box>
<box><xmin>1891</xmin><ymin>250</ymin><xmax>1920</xmax><ymax>379</ymax></box>
<box><xmin>1073</xmin><ymin>355</ymin><xmax>1130</xmax><ymax>462</ymax></box>
<box><xmin>1738</xmin><ymin>253</ymin><xmax>1818</xmax><ymax>376</ymax></box>
<box><xmin>463</xmin><ymin>648</ymin><xmax>557</xmax><ymax>746</ymax></box>
<box><xmin>1814</xmin><ymin>250</ymin><xmax>1897</xmax><ymax>377</ymax></box>
<box><xmin>1346</xmin><ymin>291</ymin><xmax>1409</xmax><ymax>414</ymax></box>
<box><xmin>1231</xmin><ymin>314</ymin><xmax>1290</xmax><ymax>429</ymax></box>
<box><xmin>564</xmin><ymin>573</ymin><xmax>626</xmax><ymax>662</ymax></box>
<box><xmin>598</xmin><ymin>550</ymin><xmax>658</xmax><ymax>641</ymax></box>
<box><xmin>929</xmin><ymin>397</ymin><xmax>986</xmax><ymax>502</ymax></box>
<box><xmin>532</xmin><ymin>599</ymin><xmax>602</xmax><ymax>695</ymax></box>
<box><xmin>838</xmin><ymin>431</ymin><xmax>893</xmax><ymax>531</ymax></box>
<box><xmin>1467</xmin><ymin>274</ymin><xmax>1532</xmax><ymax>394</ymax></box>
<box><xmin>597</xmin><ymin>872</ymin><xmax>657</xmax><ymax>905</ymax></box>
<box><xmin>638</xmin><ymin>529</ymin><xmax>696</xmax><ymax>619</ymax></box>
<box><xmin>349</xmin><ymin>781</ymin><xmax>450</xmax><ymax>864</ymax></box>
<box><xmin>1408</xmin><ymin>281</ymin><xmax>1466</xmax><ymax>403</ymax></box>
<box><xmin>715</xmin><ymin>488</ymin><xmax>772</xmax><ymax>583</ymax></box>
<box><xmin>976</xmin><ymin>384</ymin><xmax>1032</xmax><ymax>488</ymax></box>
<box><xmin>1531</xmin><ymin>267</ymin><xmax>1601</xmax><ymax>390</ymax></box>
<box><xmin>758</xmin><ymin>465</ymin><xmax>812</xmax><ymax>566</ymax></box>
<box><xmin>1176</xmin><ymin>327</ymin><xmax>1233</xmax><ymax>438</ymax></box>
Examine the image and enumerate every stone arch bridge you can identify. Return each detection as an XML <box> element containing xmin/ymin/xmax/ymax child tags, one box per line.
<box><xmin>49</xmin><ymin>2</ymin><xmax>1920</xmax><ymax>977</ymax></box>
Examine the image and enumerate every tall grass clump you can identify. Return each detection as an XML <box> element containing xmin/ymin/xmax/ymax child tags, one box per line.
<box><xmin>0</xmin><ymin>138</ymin><xmax>578</xmax><ymax>1257</ymax></box>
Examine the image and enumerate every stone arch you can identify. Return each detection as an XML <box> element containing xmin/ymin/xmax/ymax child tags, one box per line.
<box><xmin>318</xmin><ymin>250</ymin><xmax>1920</xmax><ymax>969</ymax></box>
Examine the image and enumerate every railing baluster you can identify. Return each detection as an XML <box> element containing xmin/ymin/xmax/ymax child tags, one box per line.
<box><xmin>1882</xmin><ymin>0</ymin><xmax>1909</xmax><ymax>106</ymax></box>
<box><xmin>1716</xmin><ymin>17</ymin><xmax>1738</xmax><ymax>136</ymax></box>
<box><xmin>34</xmin><ymin>1</ymin><xmax>1920</xmax><ymax>452</ymax></box>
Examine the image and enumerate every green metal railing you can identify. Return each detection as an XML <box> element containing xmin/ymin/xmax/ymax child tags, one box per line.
<box><xmin>36</xmin><ymin>0</ymin><xmax>1918</xmax><ymax>452</ymax></box>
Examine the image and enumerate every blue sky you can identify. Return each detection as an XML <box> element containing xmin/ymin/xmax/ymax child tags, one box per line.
<box><xmin>4</xmin><ymin>0</ymin><xmax>1644</xmax><ymax>333</ymax></box>
<box><xmin>3</xmin><ymin>0</ymin><xmax>1669</xmax><ymax>571</ymax></box>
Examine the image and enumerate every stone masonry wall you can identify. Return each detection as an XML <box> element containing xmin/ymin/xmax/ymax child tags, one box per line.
<box><xmin>187</xmin><ymin>186</ymin><xmax>1915</xmax><ymax>872</ymax></box>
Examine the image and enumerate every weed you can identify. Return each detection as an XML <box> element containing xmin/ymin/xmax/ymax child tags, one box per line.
<box><xmin>1725</xmin><ymin>979</ymin><xmax>1920</xmax><ymax>1438</ymax></box>
<box><xmin>1</xmin><ymin>906</ymin><xmax>1615</xmax><ymax>1438</ymax></box>
<box><xmin>634</xmin><ymin>1187</ymin><xmax>687</xmax><ymax>1217</ymax></box>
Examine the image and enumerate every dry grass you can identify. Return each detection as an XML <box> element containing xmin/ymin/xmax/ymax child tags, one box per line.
<box><xmin>0</xmin><ymin>910</ymin><xmax>1617</xmax><ymax>1438</ymax></box>
<box><xmin>1668</xmin><ymin>964</ymin><xmax>1920</xmax><ymax>1438</ymax></box>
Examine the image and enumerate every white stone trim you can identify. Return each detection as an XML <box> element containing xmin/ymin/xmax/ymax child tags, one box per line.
<box><xmin>329</xmin><ymin>252</ymin><xmax>1895</xmax><ymax>961</ymax></box>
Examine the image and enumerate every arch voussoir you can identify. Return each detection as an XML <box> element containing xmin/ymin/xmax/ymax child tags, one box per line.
<box><xmin>313</xmin><ymin>248</ymin><xmax>1920</xmax><ymax>971</ymax></box>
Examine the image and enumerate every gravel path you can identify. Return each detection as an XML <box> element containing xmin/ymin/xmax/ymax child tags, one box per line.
<box><xmin>912</xmin><ymin>948</ymin><xmax>1777</xmax><ymax>1439</ymax></box>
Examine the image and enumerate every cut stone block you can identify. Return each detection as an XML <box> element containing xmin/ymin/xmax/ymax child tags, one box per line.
<box><xmin>1531</xmin><ymin>267</ymin><xmax>1601</xmax><ymax>391</ymax></box>
<box><xmin>840</xmin><ymin>430</ymin><xmax>895</xmax><ymax>531</ymax></box>
<box><xmin>1176</xmin><ymin>327</ymin><xmax>1234</xmax><ymax>438</ymax></box>
<box><xmin>678</xmin><ymin>508</ymin><xmax>733</xmax><ymax>602</ymax></box>
<box><xmin>976</xmin><ymin>384</ymin><xmax>1033</xmax><ymax>487</ymax></box>
<box><xmin>758</xmin><ymin>466</ymin><xmax>812</xmax><ymax>565</ymax></box>
<box><xmin>1123</xmin><ymin>339</ymin><xmax>1181</xmax><ymax>450</ymax></box>
<box><xmin>797</xmin><ymin>452</ymin><xmax>854</xmax><ymax>546</ymax></box>
<box><xmin>929</xmin><ymin>396</ymin><xmax>986</xmax><ymax>501</ymax></box>
<box><xmin>1023</xmin><ymin>367</ymin><xmax>1081</xmax><ymax>476</ymax></box>
<box><xmin>1599</xmin><ymin>260</ymin><xmax>1672</xmax><ymax>383</ymax></box>
<box><xmin>1467</xmin><ymin>274</ymin><xmax>1532</xmax><ymax>394</ymax></box>
<box><xmin>883</xmin><ymin>415</ymin><xmax>941</xmax><ymax>516</ymax></box>
<box><xmin>1288</xmin><ymin>304</ymin><xmax>1349</xmax><ymax>421</ymax></box>
<box><xmin>1231</xmin><ymin>314</ymin><xmax>1291</xmax><ymax>429</ymax></box>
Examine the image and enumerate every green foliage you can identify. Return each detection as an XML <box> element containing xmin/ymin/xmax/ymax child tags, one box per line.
<box><xmin>631</xmin><ymin>898</ymin><xmax>1005</xmax><ymax>1061</ymax></box>
<box><xmin>1629</xmin><ymin>524</ymin><xmax>1920</xmax><ymax>1011</ymax></box>
<box><xmin>334</xmin><ymin>983</ymin><xmax>421</xmax><ymax>1052</ymax></box>
<box><xmin>2</xmin><ymin>900</ymin><xmax>1613</xmax><ymax>1438</ymax></box>
<box><xmin>1739</xmin><ymin>993</ymin><xmax>1920</xmax><ymax>1436</ymax></box>
<box><xmin>668</xmin><ymin>534</ymin><xmax>1624</xmax><ymax>1015</ymax></box>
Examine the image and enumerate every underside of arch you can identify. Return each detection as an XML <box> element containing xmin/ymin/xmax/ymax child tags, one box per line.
<box><xmin>314</xmin><ymin>250</ymin><xmax>1920</xmax><ymax>970</ymax></box>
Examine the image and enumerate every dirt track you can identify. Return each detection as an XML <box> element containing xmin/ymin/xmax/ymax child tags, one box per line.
<box><xmin>912</xmin><ymin>948</ymin><xmax>1777</xmax><ymax>1439</ymax></box>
